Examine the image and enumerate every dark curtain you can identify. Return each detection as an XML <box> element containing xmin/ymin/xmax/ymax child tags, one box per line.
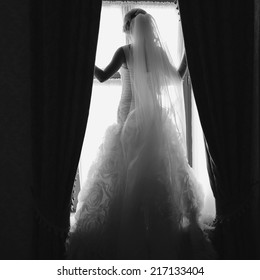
<box><xmin>0</xmin><ymin>0</ymin><xmax>34</xmax><ymax>259</ymax></box>
<box><xmin>179</xmin><ymin>0</ymin><xmax>260</xmax><ymax>259</ymax></box>
<box><xmin>30</xmin><ymin>0</ymin><xmax>102</xmax><ymax>259</ymax></box>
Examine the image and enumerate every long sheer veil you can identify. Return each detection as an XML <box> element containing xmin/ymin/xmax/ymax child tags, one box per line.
<box><xmin>121</xmin><ymin>13</ymin><xmax>189</xmax><ymax>197</ymax></box>
<box><xmin>118</xmin><ymin>13</ymin><xmax>205</xmax><ymax>256</ymax></box>
<box><xmin>122</xmin><ymin>12</ymin><xmax>186</xmax><ymax>152</ymax></box>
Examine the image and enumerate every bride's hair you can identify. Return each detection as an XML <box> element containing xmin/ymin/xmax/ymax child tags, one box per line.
<box><xmin>123</xmin><ymin>8</ymin><xmax>147</xmax><ymax>34</ymax></box>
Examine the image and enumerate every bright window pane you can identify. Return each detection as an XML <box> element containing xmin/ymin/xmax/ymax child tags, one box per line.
<box><xmin>192</xmin><ymin>93</ymin><xmax>216</xmax><ymax>218</ymax></box>
<box><xmin>95</xmin><ymin>6</ymin><xmax>125</xmax><ymax>66</ymax></box>
<box><xmin>79</xmin><ymin>5</ymin><xmax>124</xmax><ymax>187</ymax></box>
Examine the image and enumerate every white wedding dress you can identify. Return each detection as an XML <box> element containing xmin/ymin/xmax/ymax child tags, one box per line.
<box><xmin>66</xmin><ymin>15</ymin><xmax>216</xmax><ymax>260</ymax></box>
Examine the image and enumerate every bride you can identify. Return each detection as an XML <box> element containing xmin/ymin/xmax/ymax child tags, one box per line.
<box><xmin>66</xmin><ymin>8</ymin><xmax>215</xmax><ymax>259</ymax></box>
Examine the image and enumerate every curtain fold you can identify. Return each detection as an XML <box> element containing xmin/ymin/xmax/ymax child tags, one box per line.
<box><xmin>30</xmin><ymin>0</ymin><xmax>102</xmax><ymax>259</ymax></box>
<box><xmin>179</xmin><ymin>0</ymin><xmax>260</xmax><ymax>259</ymax></box>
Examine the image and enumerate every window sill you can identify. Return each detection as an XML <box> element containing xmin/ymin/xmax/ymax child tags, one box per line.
<box><xmin>93</xmin><ymin>78</ymin><xmax>122</xmax><ymax>86</ymax></box>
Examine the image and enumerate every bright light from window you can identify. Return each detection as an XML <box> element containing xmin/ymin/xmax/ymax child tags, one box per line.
<box><xmin>192</xmin><ymin>94</ymin><xmax>216</xmax><ymax>219</ymax></box>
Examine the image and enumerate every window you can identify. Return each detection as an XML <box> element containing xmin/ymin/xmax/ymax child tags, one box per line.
<box><xmin>72</xmin><ymin>1</ymin><xmax>215</xmax><ymax>222</ymax></box>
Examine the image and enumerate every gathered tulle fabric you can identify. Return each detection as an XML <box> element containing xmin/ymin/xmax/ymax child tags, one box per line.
<box><xmin>66</xmin><ymin>13</ymin><xmax>216</xmax><ymax>259</ymax></box>
<box><xmin>67</xmin><ymin>114</ymin><xmax>215</xmax><ymax>259</ymax></box>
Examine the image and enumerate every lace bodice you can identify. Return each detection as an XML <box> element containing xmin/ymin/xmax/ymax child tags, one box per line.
<box><xmin>117</xmin><ymin>46</ymin><xmax>134</xmax><ymax>124</ymax></box>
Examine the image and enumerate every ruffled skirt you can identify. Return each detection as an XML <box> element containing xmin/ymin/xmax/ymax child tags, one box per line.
<box><xmin>66</xmin><ymin>112</ymin><xmax>216</xmax><ymax>259</ymax></box>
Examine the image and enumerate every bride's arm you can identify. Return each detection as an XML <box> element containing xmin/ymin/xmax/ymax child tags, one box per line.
<box><xmin>159</xmin><ymin>48</ymin><xmax>188</xmax><ymax>81</ymax></box>
<box><xmin>94</xmin><ymin>47</ymin><xmax>125</xmax><ymax>83</ymax></box>
<box><xmin>159</xmin><ymin>48</ymin><xmax>181</xmax><ymax>82</ymax></box>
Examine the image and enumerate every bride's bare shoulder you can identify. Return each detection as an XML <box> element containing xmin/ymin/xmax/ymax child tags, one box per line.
<box><xmin>120</xmin><ymin>44</ymin><xmax>132</xmax><ymax>62</ymax></box>
<box><xmin>121</xmin><ymin>44</ymin><xmax>132</xmax><ymax>51</ymax></box>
